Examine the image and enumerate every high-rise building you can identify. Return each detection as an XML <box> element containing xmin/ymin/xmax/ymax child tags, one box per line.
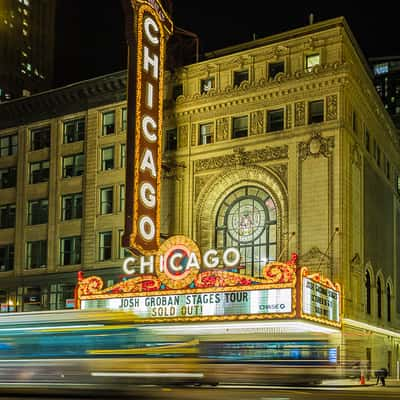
<box><xmin>370</xmin><ymin>56</ymin><xmax>400</xmax><ymax>129</ymax></box>
<box><xmin>0</xmin><ymin>17</ymin><xmax>399</xmax><ymax>373</ymax></box>
<box><xmin>0</xmin><ymin>0</ymin><xmax>55</xmax><ymax>102</ymax></box>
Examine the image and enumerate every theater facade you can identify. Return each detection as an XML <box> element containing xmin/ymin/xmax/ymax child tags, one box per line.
<box><xmin>0</xmin><ymin>15</ymin><xmax>400</xmax><ymax>373</ymax></box>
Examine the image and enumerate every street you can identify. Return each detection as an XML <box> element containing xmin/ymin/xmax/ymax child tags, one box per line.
<box><xmin>0</xmin><ymin>382</ymin><xmax>399</xmax><ymax>400</ymax></box>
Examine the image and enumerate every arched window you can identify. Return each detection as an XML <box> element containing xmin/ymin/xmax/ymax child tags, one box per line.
<box><xmin>215</xmin><ymin>186</ymin><xmax>277</xmax><ymax>277</ymax></box>
<box><xmin>365</xmin><ymin>270</ymin><xmax>371</xmax><ymax>315</ymax></box>
<box><xmin>377</xmin><ymin>277</ymin><xmax>382</xmax><ymax>319</ymax></box>
<box><xmin>387</xmin><ymin>284</ymin><xmax>391</xmax><ymax>322</ymax></box>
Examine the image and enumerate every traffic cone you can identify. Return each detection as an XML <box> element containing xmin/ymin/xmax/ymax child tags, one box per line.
<box><xmin>360</xmin><ymin>375</ymin><xmax>366</xmax><ymax>385</ymax></box>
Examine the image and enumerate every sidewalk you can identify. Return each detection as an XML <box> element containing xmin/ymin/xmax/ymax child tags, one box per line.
<box><xmin>321</xmin><ymin>377</ymin><xmax>400</xmax><ymax>388</ymax></box>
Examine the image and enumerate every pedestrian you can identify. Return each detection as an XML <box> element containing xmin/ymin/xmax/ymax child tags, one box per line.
<box><xmin>375</xmin><ymin>367</ymin><xmax>388</xmax><ymax>386</ymax></box>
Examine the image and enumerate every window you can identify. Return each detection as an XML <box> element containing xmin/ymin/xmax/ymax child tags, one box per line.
<box><xmin>61</xmin><ymin>193</ymin><xmax>83</xmax><ymax>220</ymax></box>
<box><xmin>0</xmin><ymin>204</ymin><xmax>16</xmax><ymax>228</ymax></box>
<box><xmin>121</xmin><ymin>108</ymin><xmax>127</xmax><ymax>131</ymax></box>
<box><xmin>377</xmin><ymin>277</ymin><xmax>382</xmax><ymax>319</ymax></box>
<box><xmin>0</xmin><ymin>134</ymin><xmax>17</xmax><ymax>157</ymax></box>
<box><xmin>267</xmin><ymin>109</ymin><xmax>284</xmax><ymax>132</ymax></box>
<box><xmin>120</xmin><ymin>144</ymin><xmax>126</xmax><ymax>168</ymax></box>
<box><xmin>99</xmin><ymin>231</ymin><xmax>112</xmax><ymax>261</ymax></box>
<box><xmin>200</xmin><ymin>77</ymin><xmax>215</xmax><ymax>94</ymax></box>
<box><xmin>397</xmin><ymin>176</ymin><xmax>400</xmax><ymax>195</ymax></box>
<box><xmin>119</xmin><ymin>184</ymin><xmax>125</xmax><ymax>212</ymax></box>
<box><xmin>100</xmin><ymin>187</ymin><xmax>113</xmax><ymax>214</ymax></box>
<box><xmin>232</xmin><ymin>116</ymin><xmax>248</xmax><ymax>139</ymax></box>
<box><xmin>29</xmin><ymin>160</ymin><xmax>49</xmax><ymax>184</ymax></box>
<box><xmin>101</xmin><ymin>146</ymin><xmax>114</xmax><ymax>170</ymax></box>
<box><xmin>365</xmin><ymin>129</ymin><xmax>370</xmax><ymax>152</ymax></box>
<box><xmin>27</xmin><ymin>199</ymin><xmax>48</xmax><ymax>225</ymax></box>
<box><xmin>308</xmin><ymin>100</ymin><xmax>324</xmax><ymax>124</ymax></box>
<box><xmin>63</xmin><ymin>118</ymin><xmax>85</xmax><ymax>143</ymax></box>
<box><xmin>0</xmin><ymin>167</ymin><xmax>17</xmax><ymax>189</ymax></box>
<box><xmin>30</xmin><ymin>126</ymin><xmax>50</xmax><ymax>150</ymax></box>
<box><xmin>376</xmin><ymin>145</ymin><xmax>381</xmax><ymax>167</ymax></box>
<box><xmin>268</xmin><ymin>61</ymin><xmax>284</xmax><ymax>79</ymax></box>
<box><xmin>173</xmin><ymin>84</ymin><xmax>183</xmax><ymax>100</ymax></box>
<box><xmin>233</xmin><ymin>70</ymin><xmax>249</xmax><ymax>87</ymax></box>
<box><xmin>165</xmin><ymin>128</ymin><xmax>177</xmax><ymax>151</ymax></box>
<box><xmin>387</xmin><ymin>284</ymin><xmax>391</xmax><ymax>322</ymax></box>
<box><xmin>385</xmin><ymin>158</ymin><xmax>390</xmax><ymax>179</ymax></box>
<box><xmin>365</xmin><ymin>270</ymin><xmax>371</xmax><ymax>314</ymax></box>
<box><xmin>102</xmin><ymin>111</ymin><xmax>115</xmax><ymax>135</ymax></box>
<box><xmin>26</xmin><ymin>240</ymin><xmax>47</xmax><ymax>269</ymax></box>
<box><xmin>199</xmin><ymin>122</ymin><xmax>214</xmax><ymax>145</ymax></box>
<box><xmin>62</xmin><ymin>153</ymin><xmax>84</xmax><ymax>178</ymax></box>
<box><xmin>215</xmin><ymin>186</ymin><xmax>277</xmax><ymax>277</ymax></box>
<box><xmin>352</xmin><ymin>111</ymin><xmax>357</xmax><ymax>133</ymax></box>
<box><xmin>119</xmin><ymin>230</ymin><xmax>130</xmax><ymax>259</ymax></box>
<box><xmin>0</xmin><ymin>244</ymin><xmax>14</xmax><ymax>271</ymax></box>
<box><xmin>305</xmin><ymin>53</ymin><xmax>320</xmax><ymax>71</ymax></box>
<box><xmin>60</xmin><ymin>236</ymin><xmax>81</xmax><ymax>266</ymax></box>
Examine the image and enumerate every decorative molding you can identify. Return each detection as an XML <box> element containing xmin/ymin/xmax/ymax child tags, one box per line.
<box><xmin>299</xmin><ymin>246</ymin><xmax>330</xmax><ymax>264</ymax></box>
<box><xmin>326</xmin><ymin>94</ymin><xmax>338</xmax><ymax>121</ymax></box>
<box><xmin>269</xmin><ymin>163</ymin><xmax>288</xmax><ymax>185</ymax></box>
<box><xmin>351</xmin><ymin>143</ymin><xmax>362</xmax><ymax>169</ymax></box>
<box><xmin>250</xmin><ymin>110</ymin><xmax>264</xmax><ymax>135</ymax></box>
<box><xmin>294</xmin><ymin>101</ymin><xmax>305</xmax><ymax>126</ymax></box>
<box><xmin>298</xmin><ymin>131</ymin><xmax>335</xmax><ymax>161</ymax></box>
<box><xmin>194</xmin><ymin>144</ymin><xmax>288</xmax><ymax>172</ymax></box>
<box><xmin>216</xmin><ymin>117</ymin><xmax>229</xmax><ymax>141</ymax></box>
<box><xmin>178</xmin><ymin>125</ymin><xmax>188</xmax><ymax>149</ymax></box>
<box><xmin>286</xmin><ymin>104</ymin><xmax>292</xmax><ymax>129</ymax></box>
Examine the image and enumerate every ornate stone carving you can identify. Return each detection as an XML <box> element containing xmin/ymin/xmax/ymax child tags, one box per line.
<box><xmin>326</xmin><ymin>94</ymin><xmax>338</xmax><ymax>121</ymax></box>
<box><xmin>300</xmin><ymin>246</ymin><xmax>330</xmax><ymax>264</ymax></box>
<box><xmin>194</xmin><ymin>145</ymin><xmax>288</xmax><ymax>172</ymax></box>
<box><xmin>216</xmin><ymin>117</ymin><xmax>229</xmax><ymax>141</ymax></box>
<box><xmin>298</xmin><ymin>131</ymin><xmax>334</xmax><ymax>161</ymax></box>
<box><xmin>286</xmin><ymin>104</ymin><xmax>292</xmax><ymax>129</ymax></box>
<box><xmin>195</xmin><ymin>174</ymin><xmax>213</xmax><ymax>199</ymax></box>
<box><xmin>191</xmin><ymin>124</ymin><xmax>197</xmax><ymax>146</ymax></box>
<box><xmin>250</xmin><ymin>110</ymin><xmax>264</xmax><ymax>135</ymax></box>
<box><xmin>351</xmin><ymin>143</ymin><xmax>362</xmax><ymax>169</ymax></box>
<box><xmin>269</xmin><ymin>163</ymin><xmax>288</xmax><ymax>184</ymax></box>
<box><xmin>178</xmin><ymin>125</ymin><xmax>188</xmax><ymax>148</ymax></box>
<box><xmin>294</xmin><ymin>101</ymin><xmax>305</xmax><ymax>126</ymax></box>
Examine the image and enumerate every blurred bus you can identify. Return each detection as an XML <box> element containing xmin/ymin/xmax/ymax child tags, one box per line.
<box><xmin>0</xmin><ymin>309</ymin><xmax>201</xmax><ymax>391</ymax></box>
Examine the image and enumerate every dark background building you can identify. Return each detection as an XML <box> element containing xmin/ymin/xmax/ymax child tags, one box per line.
<box><xmin>0</xmin><ymin>0</ymin><xmax>56</xmax><ymax>102</ymax></box>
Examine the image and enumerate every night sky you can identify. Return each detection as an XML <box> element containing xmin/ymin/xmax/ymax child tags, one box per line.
<box><xmin>55</xmin><ymin>1</ymin><xmax>399</xmax><ymax>87</ymax></box>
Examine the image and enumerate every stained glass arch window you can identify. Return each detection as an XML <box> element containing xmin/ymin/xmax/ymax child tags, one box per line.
<box><xmin>215</xmin><ymin>186</ymin><xmax>277</xmax><ymax>277</ymax></box>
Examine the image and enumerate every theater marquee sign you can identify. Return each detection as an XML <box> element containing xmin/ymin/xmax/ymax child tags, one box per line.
<box><xmin>76</xmin><ymin>236</ymin><xmax>341</xmax><ymax>327</ymax></box>
<box><xmin>122</xmin><ymin>0</ymin><xmax>173</xmax><ymax>255</ymax></box>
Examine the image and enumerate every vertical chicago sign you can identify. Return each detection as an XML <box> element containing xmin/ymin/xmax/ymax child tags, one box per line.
<box><xmin>121</xmin><ymin>0</ymin><xmax>173</xmax><ymax>255</ymax></box>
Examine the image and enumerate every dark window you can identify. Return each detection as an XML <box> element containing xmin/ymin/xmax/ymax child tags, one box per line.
<box><xmin>61</xmin><ymin>193</ymin><xmax>83</xmax><ymax>220</ymax></box>
<box><xmin>0</xmin><ymin>134</ymin><xmax>18</xmax><ymax>157</ymax></box>
<box><xmin>101</xmin><ymin>147</ymin><xmax>114</xmax><ymax>170</ymax></box>
<box><xmin>121</xmin><ymin>108</ymin><xmax>127</xmax><ymax>131</ymax></box>
<box><xmin>173</xmin><ymin>84</ymin><xmax>183</xmax><ymax>100</ymax></box>
<box><xmin>99</xmin><ymin>231</ymin><xmax>112</xmax><ymax>261</ymax></box>
<box><xmin>365</xmin><ymin>129</ymin><xmax>370</xmax><ymax>152</ymax></box>
<box><xmin>119</xmin><ymin>230</ymin><xmax>130</xmax><ymax>259</ymax></box>
<box><xmin>308</xmin><ymin>100</ymin><xmax>324</xmax><ymax>124</ymax></box>
<box><xmin>31</xmin><ymin>126</ymin><xmax>50</xmax><ymax>150</ymax></box>
<box><xmin>26</xmin><ymin>240</ymin><xmax>47</xmax><ymax>269</ymax></box>
<box><xmin>0</xmin><ymin>244</ymin><xmax>14</xmax><ymax>271</ymax></box>
<box><xmin>166</xmin><ymin>128</ymin><xmax>177</xmax><ymax>151</ymax></box>
<box><xmin>29</xmin><ymin>160</ymin><xmax>49</xmax><ymax>184</ymax></box>
<box><xmin>377</xmin><ymin>277</ymin><xmax>382</xmax><ymax>319</ymax></box>
<box><xmin>365</xmin><ymin>270</ymin><xmax>371</xmax><ymax>315</ymax></box>
<box><xmin>200</xmin><ymin>77</ymin><xmax>215</xmax><ymax>94</ymax></box>
<box><xmin>199</xmin><ymin>123</ymin><xmax>214</xmax><ymax>145</ymax></box>
<box><xmin>102</xmin><ymin>111</ymin><xmax>115</xmax><ymax>135</ymax></box>
<box><xmin>268</xmin><ymin>61</ymin><xmax>284</xmax><ymax>79</ymax></box>
<box><xmin>0</xmin><ymin>167</ymin><xmax>17</xmax><ymax>189</ymax></box>
<box><xmin>267</xmin><ymin>109</ymin><xmax>284</xmax><ymax>132</ymax></box>
<box><xmin>0</xmin><ymin>204</ymin><xmax>16</xmax><ymax>228</ymax></box>
<box><xmin>62</xmin><ymin>154</ymin><xmax>84</xmax><ymax>178</ymax></box>
<box><xmin>60</xmin><ymin>236</ymin><xmax>81</xmax><ymax>266</ymax></box>
<box><xmin>232</xmin><ymin>116</ymin><xmax>248</xmax><ymax>139</ymax></box>
<box><xmin>63</xmin><ymin>118</ymin><xmax>85</xmax><ymax>143</ymax></box>
<box><xmin>352</xmin><ymin>111</ymin><xmax>357</xmax><ymax>133</ymax></box>
<box><xmin>28</xmin><ymin>199</ymin><xmax>48</xmax><ymax>225</ymax></box>
<box><xmin>387</xmin><ymin>284</ymin><xmax>391</xmax><ymax>322</ymax></box>
<box><xmin>100</xmin><ymin>187</ymin><xmax>113</xmax><ymax>214</ymax></box>
<box><xmin>233</xmin><ymin>70</ymin><xmax>249</xmax><ymax>87</ymax></box>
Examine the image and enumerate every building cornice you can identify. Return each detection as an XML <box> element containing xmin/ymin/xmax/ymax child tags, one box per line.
<box><xmin>0</xmin><ymin>70</ymin><xmax>128</xmax><ymax>129</ymax></box>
